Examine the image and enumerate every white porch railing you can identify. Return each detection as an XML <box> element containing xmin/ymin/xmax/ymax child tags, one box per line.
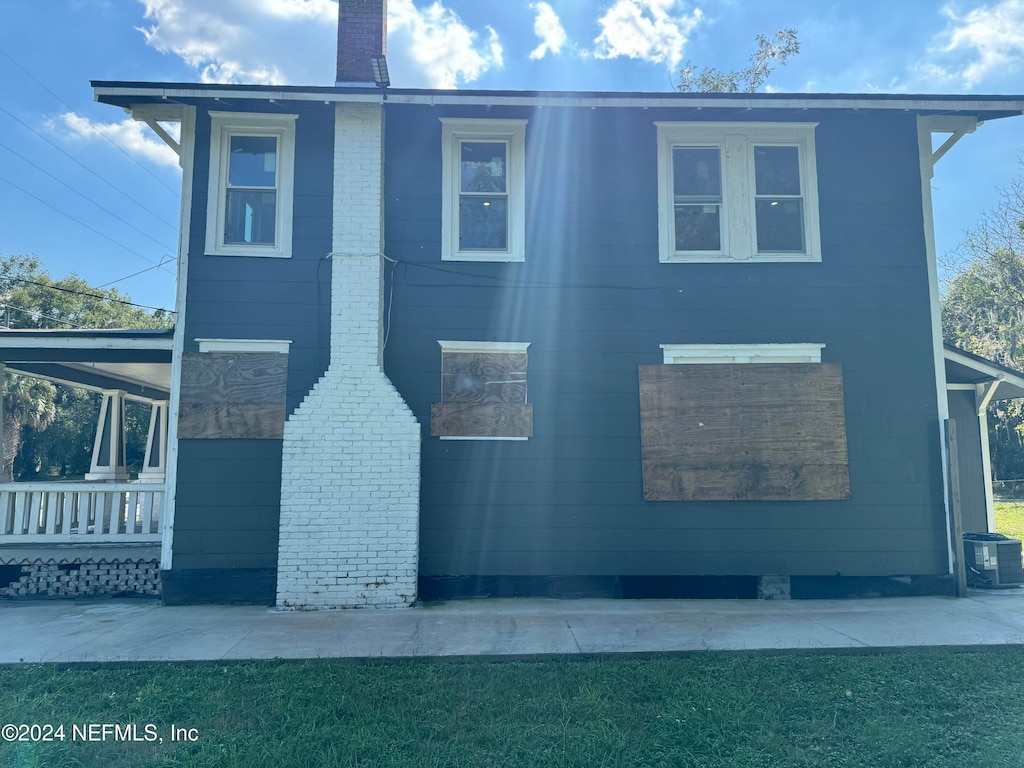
<box><xmin>0</xmin><ymin>483</ymin><xmax>164</xmax><ymax>543</ymax></box>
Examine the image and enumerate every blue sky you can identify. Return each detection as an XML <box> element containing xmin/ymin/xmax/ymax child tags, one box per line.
<box><xmin>2</xmin><ymin>0</ymin><xmax>1024</xmax><ymax>315</ymax></box>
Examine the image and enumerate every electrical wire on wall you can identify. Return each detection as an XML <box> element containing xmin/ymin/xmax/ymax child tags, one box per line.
<box><xmin>318</xmin><ymin>252</ymin><xmax>333</xmax><ymax>374</ymax></box>
<box><xmin>382</xmin><ymin>253</ymin><xmax>398</xmax><ymax>356</ymax></box>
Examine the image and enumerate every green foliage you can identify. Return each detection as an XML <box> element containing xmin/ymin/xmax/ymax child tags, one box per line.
<box><xmin>0</xmin><ymin>255</ymin><xmax>170</xmax><ymax>480</ymax></box>
<box><xmin>0</xmin><ymin>254</ymin><xmax>171</xmax><ymax>331</ymax></box>
<box><xmin>941</xmin><ymin>171</ymin><xmax>1024</xmax><ymax>483</ymax></box>
<box><xmin>678</xmin><ymin>29</ymin><xmax>800</xmax><ymax>93</ymax></box>
<box><xmin>2</xmin><ymin>375</ymin><xmax>56</xmax><ymax>480</ymax></box>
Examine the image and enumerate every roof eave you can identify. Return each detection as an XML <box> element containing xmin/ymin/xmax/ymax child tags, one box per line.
<box><xmin>91</xmin><ymin>81</ymin><xmax>1024</xmax><ymax>118</ymax></box>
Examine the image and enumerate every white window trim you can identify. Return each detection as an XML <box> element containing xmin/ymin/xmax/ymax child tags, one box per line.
<box><xmin>660</xmin><ymin>343</ymin><xmax>824</xmax><ymax>364</ymax></box>
<box><xmin>196</xmin><ymin>338</ymin><xmax>292</xmax><ymax>354</ymax></box>
<box><xmin>441</xmin><ymin>118</ymin><xmax>527</xmax><ymax>263</ymax></box>
<box><xmin>656</xmin><ymin>122</ymin><xmax>821</xmax><ymax>264</ymax></box>
<box><xmin>206</xmin><ymin>111</ymin><xmax>297</xmax><ymax>258</ymax></box>
<box><xmin>437</xmin><ymin>340</ymin><xmax>530</xmax><ymax>441</ymax></box>
<box><xmin>437</xmin><ymin>340</ymin><xmax>531</xmax><ymax>353</ymax></box>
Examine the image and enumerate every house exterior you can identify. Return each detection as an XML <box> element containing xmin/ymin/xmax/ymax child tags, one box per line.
<box><xmin>5</xmin><ymin>0</ymin><xmax>1024</xmax><ymax>606</ymax></box>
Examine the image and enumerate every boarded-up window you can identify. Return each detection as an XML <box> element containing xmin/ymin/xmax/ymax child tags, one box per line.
<box><xmin>431</xmin><ymin>341</ymin><xmax>533</xmax><ymax>439</ymax></box>
<box><xmin>639</xmin><ymin>363</ymin><xmax>850</xmax><ymax>501</ymax></box>
<box><xmin>179</xmin><ymin>351</ymin><xmax>288</xmax><ymax>439</ymax></box>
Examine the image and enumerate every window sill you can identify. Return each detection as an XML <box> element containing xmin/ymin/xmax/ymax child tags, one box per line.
<box><xmin>206</xmin><ymin>248</ymin><xmax>292</xmax><ymax>259</ymax></box>
<box><xmin>660</xmin><ymin>253</ymin><xmax>821</xmax><ymax>264</ymax></box>
<box><xmin>442</xmin><ymin>252</ymin><xmax>525</xmax><ymax>263</ymax></box>
<box><xmin>438</xmin><ymin>436</ymin><xmax>529</xmax><ymax>441</ymax></box>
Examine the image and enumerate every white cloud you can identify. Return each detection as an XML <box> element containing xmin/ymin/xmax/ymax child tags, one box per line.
<box><xmin>529</xmin><ymin>1</ymin><xmax>568</xmax><ymax>60</ymax></box>
<box><xmin>136</xmin><ymin>0</ymin><xmax>336</xmax><ymax>84</ymax></box>
<box><xmin>136</xmin><ymin>0</ymin><xmax>505</xmax><ymax>89</ymax></box>
<box><xmin>258</xmin><ymin>0</ymin><xmax>336</xmax><ymax>21</ymax></box>
<box><xmin>593</xmin><ymin>0</ymin><xmax>703</xmax><ymax>68</ymax></box>
<box><xmin>388</xmin><ymin>0</ymin><xmax>503</xmax><ymax>87</ymax></box>
<box><xmin>52</xmin><ymin>113</ymin><xmax>181</xmax><ymax>168</ymax></box>
<box><xmin>926</xmin><ymin>1</ymin><xmax>1024</xmax><ymax>87</ymax></box>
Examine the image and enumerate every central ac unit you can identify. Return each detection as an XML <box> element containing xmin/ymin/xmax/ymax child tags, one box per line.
<box><xmin>963</xmin><ymin>533</ymin><xmax>1024</xmax><ymax>587</ymax></box>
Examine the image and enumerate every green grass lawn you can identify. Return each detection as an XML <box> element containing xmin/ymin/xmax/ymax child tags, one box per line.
<box><xmin>994</xmin><ymin>501</ymin><xmax>1024</xmax><ymax>541</ymax></box>
<box><xmin>4</xmin><ymin>649</ymin><xmax>1024</xmax><ymax>767</ymax></box>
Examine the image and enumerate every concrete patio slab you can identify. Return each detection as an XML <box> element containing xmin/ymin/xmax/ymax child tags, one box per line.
<box><xmin>3</xmin><ymin>590</ymin><xmax>1024</xmax><ymax>664</ymax></box>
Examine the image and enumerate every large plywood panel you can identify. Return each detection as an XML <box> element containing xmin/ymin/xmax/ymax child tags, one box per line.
<box><xmin>639</xmin><ymin>363</ymin><xmax>850</xmax><ymax>501</ymax></box>
<box><xmin>179</xmin><ymin>352</ymin><xmax>288</xmax><ymax>439</ymax></box>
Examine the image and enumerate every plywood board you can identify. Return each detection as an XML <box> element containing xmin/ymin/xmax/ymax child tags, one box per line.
<box><xmin>179</xmin><ymin>352</ymin><xmax>288</xmax><ymax>439</ymax></box>
<box><xmin>639</xmin><ymin>363</ymin><xmax>850</xmax><ymax>501</ymax></box>
<box><xmin>431</xmin><ymin>402</ymin><xmax>533</xmax><ymax>438</ymax></box>
<box><xmin>178</xmin><ymin>404</ymin><xmax>288</xmax><ymax>440</ymax></box>
<box><xmin>441</xmin><ymin>352</ymin><xmax>527</xmax><ymax>404</ymax></box>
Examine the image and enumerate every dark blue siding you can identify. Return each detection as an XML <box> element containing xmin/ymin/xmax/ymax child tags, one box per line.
<box><xmin>172</xmin><ymin>439</ymin><xmax>282</xmax><ymax>570</ymax></box>
<box><xmin>172</xmin><ymin>102</ymin><xmax>335</xmax><ymax>578</ymax></box>
<box><xmin>384</xmin><ymin>104</ymin><xmax>947</xmax><ymax>579</ymax></box>
<box><xmin>186</xmin><ymin>102</ymin><xmax>334</xmax><ymax>407</ymax></box>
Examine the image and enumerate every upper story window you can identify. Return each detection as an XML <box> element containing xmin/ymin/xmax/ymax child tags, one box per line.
<box><xmin>441</xmin><ymin>118</ymin><xmax>527</xmax><ymax>262</ymax></box>
<box><xmin>656</xmin><ymin>122</ymin><xmax>820</xmax><ymax>263</ymax></box>
<box><xmin>206</xmin><ymin>112</ymin><xmax>297</xmax><ymax>258</ymax></box>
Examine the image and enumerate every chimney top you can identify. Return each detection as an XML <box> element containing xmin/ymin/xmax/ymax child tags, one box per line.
<box><xmin>336</xmin><ymin>0</ymin><xmax>387</xmax><ymax>86</ymax></box>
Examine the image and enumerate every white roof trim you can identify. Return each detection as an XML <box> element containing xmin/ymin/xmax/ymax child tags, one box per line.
<box><xmin>196</xmin><ymin>338</ymin><xmax>292</xmax><ymax>353</ymax></box>
<box><xmin>0</xmin><ymin>336</ymin><xmax>172</xmax><ymax>351</ymax></box>
<box><xmin>93</xmin><ymin>85</ymin><xmax>1024</xmax><ymax>113</ymax></box>
<box><xmin>944</xmin><ymin>347</ymin><xmax>1024</xmax><ymax>386</ymax></box>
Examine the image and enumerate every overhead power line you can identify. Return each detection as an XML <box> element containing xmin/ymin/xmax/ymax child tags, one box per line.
<box><xmin>0</xmin><ymin>302</ymin><xmax>85</xmax><ymax>329</ymax></box>
<box><xmin>0</xmin><ymin>174</ymin><xmax>168</xmax><ymax>268</ymax></box>
<box><xmin>0</xmin><ymin>47</ymin><xmax>180</xmax><ymax>196</ymax></box>
<box><xmin>3</xmin><ymin>276</ymin><xmax>174</xmax><ymax>315</ymax></box>
<box><xmin>95</xmin><ymin>258</ymin><xmax>176</xmax><ymax>291</ymax></box>
<box><xmin>0</xmin><ymin>104</ymin><xmax>178</xmax><ymax>232</ymax></box>
<box><xmin>0</xmin><ymin>139</ymin><xmax>178</xmax><ymax>253</ymax></box>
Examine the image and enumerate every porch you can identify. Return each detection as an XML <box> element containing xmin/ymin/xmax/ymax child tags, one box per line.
<box><xmin>0</xmin><ymin>329</ymin><xmax>172</xmax><ymax>598</ymax></box>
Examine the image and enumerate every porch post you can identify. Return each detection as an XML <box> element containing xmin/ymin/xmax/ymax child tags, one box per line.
<box><xmin>138</xmin><ymin>400</ymin><xmax>168</xmax><ymax>482</ymax></box>
<box><xmin>84</xmin><ymin>389</ymin><xmax>129</xmax><ymax>481</ymax></box>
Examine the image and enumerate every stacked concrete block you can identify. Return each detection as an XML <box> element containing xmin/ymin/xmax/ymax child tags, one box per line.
<box><xmin>0</xmin><ymin>559</ymin><xmax>160</xmax><ymax>598</ymax></box>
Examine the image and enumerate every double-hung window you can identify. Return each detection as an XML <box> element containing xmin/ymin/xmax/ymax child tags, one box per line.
<box><xmin>206</xmin><ymin>112</ymin><xmax>297</xmax><ymax>258</ymax></box>
<box><xmin>657</xmin><ymin>122</ymin><xmax>820</xmax><ymax>263</ymax></box>
<box><xmin>441</xmin><ymin>118</ymin><xmax>527</xmax><ymax>262</ymax></box>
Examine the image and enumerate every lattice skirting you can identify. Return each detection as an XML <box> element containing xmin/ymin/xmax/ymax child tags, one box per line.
<box><xmin>0</xmin><ymin>559</ymin><xmax>160</xmax><ymax>598</ymax></box>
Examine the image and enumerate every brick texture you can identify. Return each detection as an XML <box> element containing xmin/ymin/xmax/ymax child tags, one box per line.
<box><xmin>277</xmin><ymin>104</ymin><xmax>420</xmax><ymax>609</ymax></box>
<box><xmin>336</xmin><ymin>0</ymin><xmax>386</xmax><ymax>84</ymax></box>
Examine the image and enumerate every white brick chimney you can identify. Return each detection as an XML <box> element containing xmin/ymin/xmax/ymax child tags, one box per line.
<box><xmin>276</xmin><ymin>100</ymin><xmax>420</xmax><ymax>609</ymax></box>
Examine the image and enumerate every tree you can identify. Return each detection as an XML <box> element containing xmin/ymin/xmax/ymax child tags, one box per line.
<box><xmin>678</xmin><ymin>29</ymin><xmax>800</xmax><ymax>93</ymax></box>
<box><xmin>0</xmin><ymin>255</ymin><xmax>171</xmax><ymax>481</ymax></box>
<box><xmin>941</xmin><ymin>168</ymin><xmax>1024</xmax><ymax>488</ymax></box>
<box><xmin>2</xmin><ymin>376</ymin><xmax>55</xmax><ymax>481</ymax></box>
<box><xmin>0</xmin><ymin>255</ymin><xmax>172</xmax><ymax>330</ymax></box>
